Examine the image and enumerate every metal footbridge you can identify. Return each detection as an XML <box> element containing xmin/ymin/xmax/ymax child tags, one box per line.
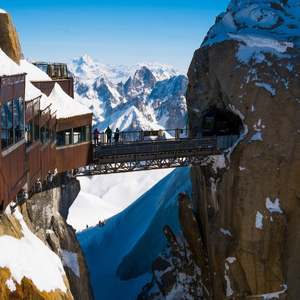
<box><xmin>78</xmin><ymin>129</ymin><xmax>238</xmax><ymax>175</ymax></box>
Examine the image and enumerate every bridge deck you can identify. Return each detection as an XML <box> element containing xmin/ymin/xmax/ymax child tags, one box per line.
<box><xmin>79</xmin><ymin>137</ymin><xmax>224</xmax><ymax>175</ymax></box>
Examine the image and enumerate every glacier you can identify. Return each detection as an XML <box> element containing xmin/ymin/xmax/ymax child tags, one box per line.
<box><xmin>77</xmin><ymin>167</ymin><xmax>192</xmax><ymax>300</ymax></box>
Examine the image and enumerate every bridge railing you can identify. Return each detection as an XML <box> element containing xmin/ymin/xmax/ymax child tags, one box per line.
<box><xmin>97</xmin><ymin>128</ymin><xmax>189</xmax><ymax>145</ymax></box>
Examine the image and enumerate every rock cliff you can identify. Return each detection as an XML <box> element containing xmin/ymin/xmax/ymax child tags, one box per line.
<box><xmin>185</xmin><ymin>0</ymin><xmax>300</xmax><ymax>299</ymax></box>
<box><xmin>0</xmin><ymin>10</ymin><xmax>22</xmax><ymax>63</ymax></box>
<box><xmin>0</xmin><ymin>175</ymin><xmax>93</xmax><ymax>300</ymax></box>
<box><xmin>138</xmin><ymin>194</ymin><xmax>207</xmax><ymax>300</ymax></box>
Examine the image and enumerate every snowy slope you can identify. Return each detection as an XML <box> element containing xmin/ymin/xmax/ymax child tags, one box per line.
<box><xmin>67</xmin><ymin>169</ymin><xmax>173</xmax><ymax>231</ymax></box>
<box><xmin>77</xmin><ymin>168</ymin><xmax>191</xmax><ymax>300</ymax></box>
<box><xmin>69</xmin><ymin>55</ymin><xmax>188</xmax><ymax>131</ymax></box>
<box><xmin>0</xmin><ymin>207</ymin><xmax>67</xmax><ymax>293</ymax></box>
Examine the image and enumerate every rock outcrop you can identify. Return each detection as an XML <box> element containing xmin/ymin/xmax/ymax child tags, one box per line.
<box><xmin>0</xmin><ymin>10</ymin><xmax>22</xmax><ymax>63</ymax></box>
<box><xmin>186</xmin><ymin>0</ymin><xmax>300</xmax><ymax>299</ymax></box>
<box><xmin>0</xmin><ymin>207</ymin><xmax>73</xmax><ymax>300</ymax></box>
<box><xmin>0</xmin><ymin>175</ymin><xmax>93</xmax><ymax>300</ymax></box>
<box><xmin>138</xmin><ymin>194</ymin><xmax>207</xmax><ymax>300</ymax></box>
<box><xmin>25</xmin><ymin>175</ymin><xmax>93</xmax><ymax>300</ymax></box>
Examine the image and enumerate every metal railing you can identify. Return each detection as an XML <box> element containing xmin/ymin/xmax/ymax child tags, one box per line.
<box><xmin>94</xmin><ymin>128</ymin><xmax>239</xmax><ymax>150</ymax></box>
<box><xmin>95</xmin><ymin>128</ymin><xmax>189</xmax><ymax>145</ymax></box>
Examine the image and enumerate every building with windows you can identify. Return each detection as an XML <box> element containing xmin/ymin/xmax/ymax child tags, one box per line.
<box><xmin>0</xmin><ymin>49</ymin><xmax>93</xmax><ymax>212</ymax></box>
<box><xmin>48</xmin><ymin>83</ymin><xmax>92</xmax><ymax>172</ymax></box>
<box><xmin>31</xmin><ymin>62</ymin><xmax>74</xmax><ymax>98</ymax></box>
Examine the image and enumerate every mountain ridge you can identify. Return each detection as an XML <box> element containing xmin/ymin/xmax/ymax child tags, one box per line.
<box><xmin>69</xmin><ymin>55</ymin><xmax>188</xmax><ymax>132</ymax></box>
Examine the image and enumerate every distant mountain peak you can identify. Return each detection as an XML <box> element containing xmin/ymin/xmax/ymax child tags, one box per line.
<box><xmin>69</xmin><ymin>55</ymin><xmax>188</xmax><ymax>132</ymax></box>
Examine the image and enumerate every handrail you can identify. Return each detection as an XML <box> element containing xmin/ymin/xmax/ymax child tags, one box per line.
<box><xmin>95</xmin><ymin>128</ymin><xmax>189</xmax><ymax>145</ymax></box>
<box><xmin>97</xmin><ymin>128</ymin><xmax>188</xmax><ymax>135</ymax></box>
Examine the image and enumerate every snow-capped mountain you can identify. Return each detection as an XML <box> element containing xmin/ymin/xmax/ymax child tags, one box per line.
<box><xmin>69</xmin><ymin>55</ymin><xmax>188</xmax><ymax>132</ymax></box>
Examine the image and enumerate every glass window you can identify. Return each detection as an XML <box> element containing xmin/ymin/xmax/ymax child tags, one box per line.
<box><xmin>65</xmin><ymin>130</ymin><xmax>72</xmax><ymax>145</ymax></box>
<box><xmin>56</xmin><ymin>129</ymin><xmax>72</xmax><ymax>146</ymax></box>
<box><xmin>14</xmin><ymin>97</ymin><xmax>24</xmax><ymax>143</ymax></box>
<box><xmin>62</xmin><ymin>65</ymin><xmax>68</xmax><ymax>78</ymax></box>
<box><xmin>35</xmin><ymin>63</ymin><xmax>48</xmax><ymax>74</ymax></box>
<box><xmin>1</xmin><ymin>101</ymin><xmax>14</xmax><ymax>149</ymax></box>
<box><xmin>56</xmin><ymin>126</ymin><xmax>91</xmax><ymax>147</ymax></box>
<box><xmin>56</xmin><ymin>131</ymin><xmax>64</xmax><ymax>146</ymax></box>
<box><xmin>73</xmin><ymin>127</ymin><xmax>85</xmax><ymax>144</ymax></box>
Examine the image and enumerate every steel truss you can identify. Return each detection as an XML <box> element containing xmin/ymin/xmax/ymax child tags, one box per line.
<box><xmin>78</xmin><ymin>146</ymin><xmax>220</xmax><ymax>176</ymax></box>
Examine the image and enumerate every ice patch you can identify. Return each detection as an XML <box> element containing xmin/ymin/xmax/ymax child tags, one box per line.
<box><xmin>251</xmin><ymin>132</ymin><xmax>263</xmax><ymax>141</ymax></box>
<box><xmin>226</xmin><ymin>257</ymin><xmax>236</xmax><ymax>264</ymax></box>
<box><xmin>220</xmin><ymin>228</ymin><xmax>232</xmax><ymax>237</ymax></box>
<box><xmin>256</xmin><ymin>211</ymin><xmax>263</xmax><ymax>230</ymax></box>
<box><xmin>60</xmin><ymin>250</ymin><xmax>80</xmax><ymax>278</ymax></box>
<box><xmin>255</xmin><ymin>82</ymin><xmax>276</xmax><ymax>96</ymax></box>
<box><xmin>203</xmin><ymin>155</ymin><xmax>226</xmax><ymax>174</ymax></box>
<box><xmin>6</xmin><ymin>278</ymin><xmax>16</xmax><ymax>292</ymax></box>
<box><xmin>266</xmin><ymin>198</ymin><xmax>283</xmax><ymax>214</ymax></box>
<box><xmin>229</xmin><ymin>34</ymin><xmax>293</xmax><ymax>64</ymax></box>
<box><xmin>260</xmin><ymin>284</ymin><xmax>288</xmax><ymax>299</ymax></box>
<box><xmin>224</xmin><ymin>260</ymin><xmax>234</xmax><ymax>297</ymax></box>
<box><xmin>210</xmin><ymin>177</ymin><xmax>219</xmax><ymax>211</ymax></box>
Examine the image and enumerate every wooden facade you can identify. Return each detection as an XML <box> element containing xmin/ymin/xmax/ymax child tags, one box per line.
<box><xmin>0</xmin><ymin>74</ymin><xmax>27</xmax><ymax>210</ymax></box>
<box><xmin>56</xmin><ymin>114</ymin><xmax>92</xmax><ymax>132</ymax></box>
<box><xmin>32</xmin><ymin>78</ymin><xmax>74</xmax><ymax>98</ymax></box>
<box><xmin>0</xmin><ymin>74</ymin><xmax>26</xmax><ymax>103</ymax></box>
<box><xmin>1</xmin><ymin>142</ymin><xmax>27</xmax><ymax>207</ymax></box>
<box><xmin>56</xmin><ymin>113</ymin><xmax>93</xmax><ymax>172</ymax></box>
<box><xmin>26</xmin><ymin>142</ymin><xmax>41</xmax><ymax>188</ymax></box>
<box><xmin>0</xmin><ymin>72</ymin><xmax>93</xmax><ymax>212</ymax></box>
<box><xmin>56</xmin><ymin>142</ymin><xmax>92</xmax><ymax>173</ymax></box>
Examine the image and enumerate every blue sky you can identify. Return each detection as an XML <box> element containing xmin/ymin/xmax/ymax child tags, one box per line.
<box><xmin>2</xmin><ymin>0</ymin><xmax>229</xmax><ymax>71</ymax></box>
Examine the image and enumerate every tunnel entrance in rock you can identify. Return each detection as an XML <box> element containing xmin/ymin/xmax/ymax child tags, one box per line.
<box><xmin>201</xmin><ymin>106</ymin><xmax>243</xmax><ymax>149</ymax></box>
<box><xmin>202</xmin><ymin>107</ymin><xmax>243</xmax><ymax>137</ymax></box>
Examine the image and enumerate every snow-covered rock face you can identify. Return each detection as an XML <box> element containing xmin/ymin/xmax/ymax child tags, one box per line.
<box><xmin>69</xmin><ymin>55</ymin><xmax>187</xmax><ymax>131</ymax></box>
<box><xmin>123</xmin><ymin>66</ymin><xmax>157</xmax><ymax>100</ymax></box>
<box><xmin>186</xmin><ymin>0</ymin><xmax>300</xmax><ymax>299</ymax></box>
<box><xmin>149</xmin><ymin>75</ymin><xmax>188</xmax><ymax>128</ymax></box>
<box><xmin>204</xmin><ymin>0</ymin><xmax>300</xmax><ymax>49</ymax></box>
<box><xmin>0</xmin><ymin>207</ymin><xmax>73</xmax><ymax>299</ymax></box>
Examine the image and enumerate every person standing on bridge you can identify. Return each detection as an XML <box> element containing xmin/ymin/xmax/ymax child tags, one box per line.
<box><xmin>114</xmin><ymin>128</ymin><xmax>120</xmax><ymax>144</ymax></box>
<box><xmin>105</xmin><ymin>126</ymin><xmax>112</xmax><ymax>144</ymax></box>
<box><xmin>93</xmin><ymin>128</ymin><xmax>100</xmax><ymax>145</ymax></box>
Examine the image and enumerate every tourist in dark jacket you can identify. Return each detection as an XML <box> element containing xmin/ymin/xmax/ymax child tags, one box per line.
<box><xmin>114</xmin><ymin>128</ymin><xmax>120</xmax><ymax>143</ymax></box>
<box><xmin>93</xmin><ymin>128</ymin><xmax>100</xmax><ymax>145</ymax></box>
<box><xmin>105</xmin><ymin>126</ymin><xmax>112</xmax><ymax>144</ymax></box>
